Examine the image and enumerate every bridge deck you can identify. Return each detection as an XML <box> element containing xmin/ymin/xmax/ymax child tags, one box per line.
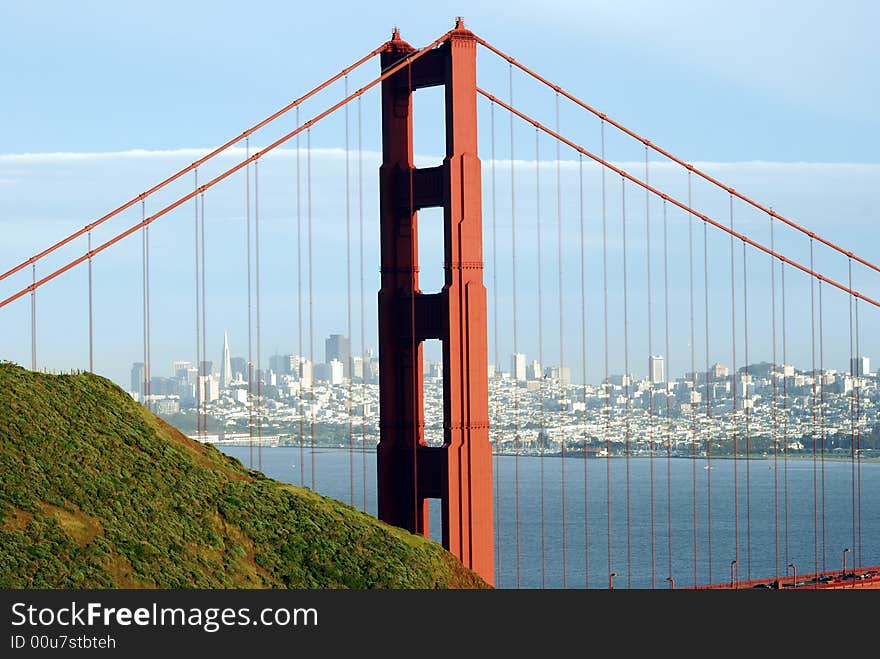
<box><xmin>690</xmin><ymin>565</ymin><xmax>880</xmax><ymax>590</ymax></box>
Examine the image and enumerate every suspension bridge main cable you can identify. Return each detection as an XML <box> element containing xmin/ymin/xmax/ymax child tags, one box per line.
<box><xmin>472</xmin><ymin>36</ymin><xmax>880</xmax><ymax>277</ymax></box>
<box><xmin>0</xmin><ymin>43</ymin><xmax>390</xmax><ymax>285</ymax></box>
<box><xmin>0</xmin><ymin>31</ymin><xmax>455</xmax><ymax>311</ymax></box>
<box><xmin>470</xmin><ymin>89</ymin><xmax>880</xmax><ymax>309</ymax></box>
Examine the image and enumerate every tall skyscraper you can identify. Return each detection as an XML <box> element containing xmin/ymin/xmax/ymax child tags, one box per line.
<box><xmin>325</xmin><ymin>334</ymin><xmax>351</xmax><ymax>378</ymax></box>
<box><xmin>130</xmin><ymin>362</ymin><xmax>145</xmax><ymax>396</ymax></box>
<box><xmin>220</xmin><ymin>332</ymin><xmax>232</xmax><ymax>388</ymax></box>
<box><xmin>229</xmin><ymin>357</ymin><xmax>247</xmax><ymax>382</ymax></box>
<box><xmin>171</xmin><ymin>361</ymin><xmax>192</xmax><ymax>380</ymax></box>
<box><xmin>851</xmin><ymin>356</ymin><xmax>870</xmax><ymax>377</ymax></box>
<box><xmin>649</xmin><ymin>355</ymin><xmax>665</xmax><ymax>384</ymax></box>
<box><xmin>511</xmin><ymin>353</ymin><xmax>526</xmax><ymax>382</ymax></box>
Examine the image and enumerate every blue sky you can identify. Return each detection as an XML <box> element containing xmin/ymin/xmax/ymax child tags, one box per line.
<box><xmin>1</xmin><ymin>1</ymin><xmax>878</xmax><ymax>387</ymax></box>
<box><xmin>3</xmin><ymin>0</ymin><xmax>878</xmax><ymax>159</ymax></box>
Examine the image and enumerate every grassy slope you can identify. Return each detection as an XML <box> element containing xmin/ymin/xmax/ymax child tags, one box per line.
<box><xmin>0</xmin><ymin>363</ymin><xmax>487</xmax><ymax>589</ymax></box>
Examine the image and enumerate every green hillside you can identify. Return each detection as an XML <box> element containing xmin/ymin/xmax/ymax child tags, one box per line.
<box><xmin>0</xmin><ymin>363</ymin><xmax>487</xmax><ymax>589</ymax></box>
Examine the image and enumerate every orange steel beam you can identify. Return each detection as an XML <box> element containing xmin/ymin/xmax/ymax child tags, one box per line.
<box><xmin>474</xmin><ymin>36</ymin><xmax>880</xmax><ymax>277</ymax></box>
<box><xmin>478</xmin><ymin>87</ymin><xmax>880</xmax><ymax>310</ymax></box>
<box><xmin>690</xmin><ymin>564</ymin><xmax>880</xmax><ymax>590</ymax></box>
<box><xmin>0</xmin><ymin>31</ymin><xmax>453</xmax><ymax>311</ymax></box>
<box><xmin>0</xmin><ymin>42</ymin><xmax>388</xmax><ymax>284</ymax></box>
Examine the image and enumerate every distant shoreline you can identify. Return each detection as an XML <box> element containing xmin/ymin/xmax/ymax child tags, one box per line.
<box><xmin>214</xmin><ymin>441</ymin><xmax>880</xmax><ymax>463</ymax></box>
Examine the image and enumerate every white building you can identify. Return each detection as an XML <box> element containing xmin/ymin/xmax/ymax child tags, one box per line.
<box><xmin>329</xmin><ymin>359</ymin><xmax>344</xmax><ymax>385</ymax></box>
<box><xmin>511</xmin><ymin>353</ymin><xmax>526</xmax><ymax>382</ymax></box>
<box><xmin>649</xmin><ymin>355</ymin><xmax>665</xmax><ymax>384</ymax></box>
<box><xmin>198</xmin><ymin>374</ymin><xmax>220</xmax><ymax>403</ymax></box>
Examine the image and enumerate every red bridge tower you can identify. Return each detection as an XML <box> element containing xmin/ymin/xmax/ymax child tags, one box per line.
<box><xmin>377</xmin><ymin>20</ymin><xmax>494</xmax><ymax>585</ymax></box>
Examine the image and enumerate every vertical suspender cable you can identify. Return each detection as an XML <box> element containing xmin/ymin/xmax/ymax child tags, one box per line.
<box><xmin>345</xmin><ymin>75</ymin><xmax>355</xmax><ymax>506</ymax></box>
<box><xmin>308</xmin><ymin>128</ymin><xmax>316</xmax><ymax>490</ymax></box>
<box><xmin>729</xmin><ymin>195</ymin><xmax>738</xmax><ymax>583</ymax></box>
<box><xmin>578</xmin><ymin>152</ymin><xmax>589</xmax><ymax>588</ymax></box>
<box><xmin>702</xmin><ymin>186</ymin><xmax>712</xmax><ymax>584</ymax></box>
<box><xmin>534</xmin><ymin>128</ymin><xmax>546</xmax><ymax>588</ymax></box>
<box><xmin>194</xmin><ymin>170</ymin><xmax>202</xmax><ymax>438</ymax></box>
<box><xmin>142</xmin><ymin>200</ymin><xmax>151</xmax><ymax>410</ymax></box>
<box><xmin>30</xmin><ymin>264</ymin><xmax>36</xmax><ymax>370</ymax></box>
<box><xmin>600</xmin><ymin>121</ymin><xmax>612</xmax><ymax>587</ymax></box>
<box><xmin>855</xmin><ymin>297</ymin><xmax>862</xmax><ymax>568</ymax></box>
<box><xmin>621</xmin><ymin>176</ymin><xmax>632</xmax><ymax>588</ymax></box>
<box><xmin>645</xmin><ymin>147</ymin><xmax>655</xmax><ymax>589</ymax></box>
<box><xmin>255</xmin><ymin>159</ymin><xmax>262</xmax><ymax>471</ymax></box>
<box><xmin>88</xmin><ymin>230</ymin><xmax>93</xmax><ymax>372</ymax></box>
<box><xmin>297</xmin><ymin>107</ymin><xmax>305</xmax><ymax>487</ymax></box>
<box><xmin>819</xmin><ymin>278</ymin><xmax>826</xmax><ymax>573</ymax></box>
<box><xmin>143</xmin><ymin>211</ymin><xmax>148</xmax><ymax>399</ymax></box>
<box><xmin>782</xmin><ymin>260</ymin><xmax>790</xmax><ymax>568</ymax></box>
<box><xmin>246</xmin><ymin>138</ymin><xmax>254</xmax><ymax>468</ymax></box>
<box><xmin>358</xmin><ymin>95</ymin><xmax>368</xmax><ymax>512</ymax></box>
<box><xmin>742</xmin><ymin>240</ymin><xmax>751</xmax><ymax>580</ymax></box>
<box><xmin>201</xmin><ymin>190</ymin><xmax>208</xmax><ymax>442</ymax></box>
<box><xmin>509</xmin><ymin>63</ymin><xmax>522</xmax><ymax>588</ymax></box>
<box><xmin>490</xmin><ymin>101</ymin><xmax>502</xmax><ymax>584</ymax></box>
<box><xmin>146</xmin><ymin>201</ymin><xmax>152</xmax><ymax>410</ymax></box>
<box><xmin>556</xmin><ymin>92</ymin><xmax>568</xmax><ymax>589</ymax></box>
<box><xmin>848</xmin><ymin>260</ymin><xmax>856</xmax><ymax>566</ymax></box>
<box><xmin>809</xmin><ymin>239</ymin><xmax>818</xmax><ymax>581</ymax></box>
<box><xmin>688</xmin><ymin>172</ymin><xmax>698</xmax><ymax>586</ymax></box>
<box><xmin>770</xmin><ymin>212</ymin><xmax>779</xmax><ymax>579</ymax></box>
<box><xmin>663</xmin><ymin>200</ymin><xmax>672</xmax><ymax>586</ymax></box>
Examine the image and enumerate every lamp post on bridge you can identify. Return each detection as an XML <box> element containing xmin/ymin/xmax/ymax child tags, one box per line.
<box><xmin>787</xmin><ymin>562</ymin><xmax>797</xmax><ymax>588</ymax></box>
<box><xmin>730</xmin><ymin>559</ymin><xmax>737</xmax><ymax>589</ymax></box>
<box><xmin>609</xmin><ymin>572</ymin><xmax>618</xmax><ymax>590</ymax></box>
<box><xmin>666</xmin><ymin>576</ymin><xmax>675</xmax><ymax>590</ymax></box>
<box><xmin>843</xmin><ymin>548</ymin><xmax>850</xmax><ymax>587</ymax></box>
